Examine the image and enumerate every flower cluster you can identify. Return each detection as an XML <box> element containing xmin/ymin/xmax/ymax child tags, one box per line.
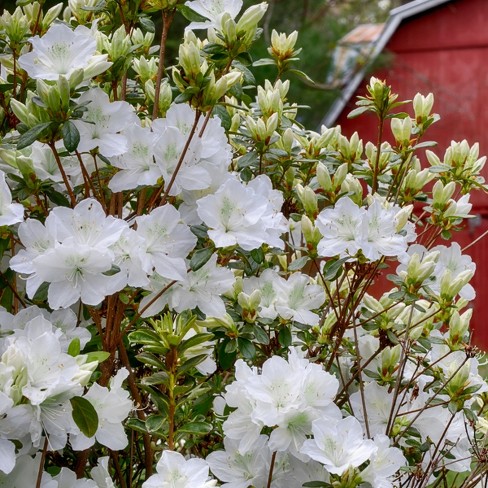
<box><xmin>0</xmin><ymin>0</ymin><xmax>487</xmax><ymax>486</ymax></box>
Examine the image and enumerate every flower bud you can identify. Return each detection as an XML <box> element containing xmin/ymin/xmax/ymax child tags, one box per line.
<box><xmin>413</xmin><ymin>92</ymin><xmax>434</xmax><ymax>122</ymax></box>
<box><xmin>316</xmin><ymin>162</ymin><xmax>332</xmax><ymax>191</ymax></box>
<box><xmin>391</xmin><ymin>116</ymin><xmax>412</xmax><ymax>147</ymax></box>
<box><xmin>268</xmin><ymin>29</ymin><xmax>299</xmax><ymax>61</ymax></box>
<box><xmin>236</xmin><ymin>3</ymin><xmax>267</xmax><ymax>33</ymax></box>
<box><xmin>296</xmin><ymin>184</ymin><xmax>318</xmax><ymax>217</ymax></box>
<box><xmin>449</xmin><ymin>309</ymin><xmax>472</xmax><ymax>347</ymax></box>
<box><xmin>0</xmin><ymin>7</ymin><xmax>30</xmax><ymax>45</ymax></box>
<box><xmin>432</xmin><ymin>180</ymin><xmax>456</xmax><ymax>205</ymax></box>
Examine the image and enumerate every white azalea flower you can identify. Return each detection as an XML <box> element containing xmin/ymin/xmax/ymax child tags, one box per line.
<box><xmin>0</xmin><ymin>170</ymin><xmax>23</xmax><ymax>226</ymax></box>
<box><xmin>206</xmin><ymin>435</ymin><xmax>270</xmax><ymax>488</ymax></box>
<box><xmin>74</xmin><ymin>88</ymin><xmax>137</xmax><ymax>157</ymax></box>
<box><xmin>10</xmin><ymin>198</ymin><xmax>128</xmax><ymax>308</ymax></box>
<box><xmin>17</xmin><ymin>23</ymin><xmax>111</xmax><ymax>82</ymax></box>
<box><xmin>143</xmin><ymin>450</ymin><xmax>215</xmax><ymax>488</ymax></box>
<box><xmin>300</xmin><ymin>416</ymin><xmax>376</xmax><ymax>475</ymax></box>
<box><xmin>108</xmin><ymin>123</ymin><xmax>161</xmax><ymax>192</ymax></box>
<box><xmin>360</xmin><ymin>434</ymin><xmax>406</xmax><ymax>488</ymax></box>
<box><xmin>185</xmin><ymin>0</ymin><xmax>243</xmax><ymax>31</ymax></box>
<box><xmin>135</xmin><ymin>204</ymin><xmax>197</xmax><ymax>282</ymax></box>
<box><xmin>90</xmin><ymin>457</ymin><xmax>116</xmax><ymax>488</ymax></box>
<box><xmin>153</xmin><ymin>104</ymin><xmax>232</xmax><ymax>197</ymax></box>
<box><xmin>317</xmin><ymin>196</ymin><xmax>415</xmax><ymax>261</ymax></box>
<box><xmin>197</xmin><ymin>175</ymin><xmax>287</xmax><ymax>251</ymax></box>
<box><xmin>70</xmin><ymin>369</ymin><xmax>132</xmax><ymax>451</ymax></box>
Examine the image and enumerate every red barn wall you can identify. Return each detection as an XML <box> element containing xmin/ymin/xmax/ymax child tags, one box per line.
<box><xmin>333</xmin><ymin>0</ymin><xmax>488</xmax><ymax>348</ymax></box>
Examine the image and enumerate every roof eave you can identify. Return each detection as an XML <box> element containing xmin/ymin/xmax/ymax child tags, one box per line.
<box><xmin>320</xmin><ymin>0</ymin><xmax>453</xmax><ymax>129</ymax></box>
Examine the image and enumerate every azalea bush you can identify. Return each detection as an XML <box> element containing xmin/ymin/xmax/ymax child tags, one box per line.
<box><xmin>0</xmin><ymin>0</ymin><xmax>487</xmax><ymax>487</ymax></box>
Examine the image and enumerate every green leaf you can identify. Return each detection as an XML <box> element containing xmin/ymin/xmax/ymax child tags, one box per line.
<box><xmin>176</xmin><ymin>354</ymin><xmax>208</xmax><ymax>376</ymax></box>
<box><xmin>62</xmin><ymin>120</ymin><xmax>80</xmax><ymax>152</ymax></box>
<box><xmin>67</xmin><ymin>337</ymin><xmax>81</xmax><ymax>357</ymax></box>
<box><xmin>179</xmin><ymin>333</ymin><xmax>214</xmax><ymax>353</ymax></box>
<box><xmin>145</xmin><ymin>414</ymin><xmax>166</xmax><ymax>433</ymax></box>
<box><xmin>238</xmin><ymin>151</ymin><xmax>258</xmax><ymax>169</ymax></box>
<box><xmin>85</xmin><ymin>351</ymin><xmax>110</xmax><ymax>364</ymax></box>
<box><xmin>128</xmin><ymin>329</ymin><xmax>162</xmax><ymax>346</ymax></box>
<box><xmin>253</xmin><ymin>326</ymin><xmax>269</xmax><ymax>345</ymax></box>
<box><xmin>252</xmin><ymin>58</ymin><xmax>276</xmax><ymax>67</ymax></box>
<box><xmin>17</xmin><ymin>122</ymin><xmax>53</xmax><ymax>150</ymax></box>
<box><xmin>190</xmin><ymin>225</ymin><xmax>209</xmax><ymax>239</ymax></box>
<box><xmin>190</xmin><ymin>247</ymin><xmax>214</xmax><ymax>272</ymax></box>
<box><xmin>178</xmin><ymin>421</ymin><xmax>212</xmax><ymax>434</ymax></box>
<box><xmin>278</xmin><ymin>326</ymin><xmax>292</xmax><ymax>348</ymax></box>
<box><xmin>142</xmin><ymin>371</ymin><xmax>170</xmax><ymax>386</ymax></box>
<box><xmin>250</xmin><ymin>247</ymin><xmax>264</xmax><ymax>264</ymax></box>
<box><xmin>218</xmin><ymin>341</ymin><xmax>236</xmax><ymax>369</ymax></box>
<box><xmin>212</xmin><ymin>105</ymin><xmax>232</xmax><ymax>131</ymax></box>
<box><xmin>322</xmin><ymin>257</ymin><xmax>347</xmax><ymax>281</ymax></box>
<box><xmin>237</xmin><ymin>337</ymin><xmax>256</xmax><ymax>359</ymax></box>
<box><xmin>70</xmin><ymin>396</ymin><xmax>98</xmax><ymax>438</ymax></box>
<box><xmin>44</xmin><ymin>188</ymin><xmax>71</xmax><ymax>207</ymax></box>
<box><xmin>139</xmin><ymin>16</ymin><xmax>155</xmax><ymax>33</ymax></box>
<box><xmin>136</xmin><ymin>352</ymin><xmax>166</xmax><ymax>369</ymax></box>
<box><xmin>126</xmin><ymin>418</ymin><xmax>147</xmax><ymax>434</ymax></box>
<box><xmin>347</xmin><ymin>106</ymin><xmax>371</xmax><ymax>119</ymax></box>
<box><xmin>178</xmin><ymin>4</ymin><xmax>209</xmax><ymax>22</ymax></box>
<box><xmin>289</xmin><ymin>69</ymin><xmax>315</xmax><ymax>84</ymax></box>
<box><xmin>288</xmin><ymin>255</ymin><xmax>310</xmax><ymax>271</ymax></box>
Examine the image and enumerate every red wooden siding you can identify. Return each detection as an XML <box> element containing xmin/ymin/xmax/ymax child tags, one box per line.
<box><xmin>333</xmin><ymin>0</ymin><xmax>488</xmax><ymax>348</ymax></box>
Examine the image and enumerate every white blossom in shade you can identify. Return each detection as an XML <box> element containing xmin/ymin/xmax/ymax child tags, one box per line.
<box><xmin>0</xmin><ymin>305</ymin><xmax>91</xmax><ymax>358</ymax></box>
<box><xmin>316</xmin><ymin>197</ymin><xmax>364</xmax><ymax>258</ymax></box>
<box><xmin>142</xmin><ymin>450</ymin><xmax>215</xmax><ymax>488</ymax></box>
<box><xmin>300</xmin><ymin>416</ymin><xmax>376</xmax><ymax>475</ymax></box>
<box><xmin>70</xmin><ymin>369</ymin><xmax>132</xmax><ymax>451</ymax></box>
<box><xmin>274</xmin><ymin>273</ymin><xmax>325</xmax><ymax>326</ymax></box>
<box><xmin>222</xmin><ymin>349</ymin><xmax>340</xmax><ymax>456</ymax></box>
<box><xmin>0</xmin><ymin>439</ymin><xmax>15</xmax><ymax>475</ymax></box>
<box><xmin>111</xmin><ymin>228</ymin><xmax>150</xmax><ymax>287</ymax></box>
<box><xmin>430</xmin><ymin>242</ymin><xmax>476</xmax><ymax>300</ymax></box>
<box><xmin>90</xmin><ymin>457</ymin><xmax>116</xmax><ymax>488</ymax></box>
<box><xmin>17</xmin><ymin>23</ymin><xmax>111</xmax><ymax>81</ymax></box>
<box><xmin>206</xmin><ymin>435</ymin><xmax>271</xmax><ymax>488</ymax></box>
<box><xmin>0</xmin><ymin>454</ymin><xmax>54</xmax><ymax>487</ymax></box>
<box><xmin>135</xmin><ymin>204</ymin><xmax>197</xmax><ymax>281</ymax></box>
<box><xmin>0</xmin><ymin>316</ymin><xmax>85</xmax><ymax>451</ymax></box>
<box><xmin>108</xmin><ymin>123</ymin><xmax>161</xmax><ymax>192</ymax></box>
<box><xmin>359</xmin><ymin>198</ymin><xmax>415</xmax><ymax>261</ymax></box>
<box><xmin>242</xmin><ymin>268</ymin><xmax>280</xmax><ymax>319</ymax></box>
<box><xmin>185</xmin><ymin>0</ymin><xmax>243</xmax><ymax>31</ymax></box>
<box><xmin>73</xmin><ymin>88</ymin><xmax>137</xmax><ymax>157</ymax></box>
<box><xmin>0</xmin><ymin>170</ymin><xmax>23</xmax><ymax>226</ymax></box>
<box><xmin>152</xmin><ymin>104</ymin><xmax>232</xmax><ymax>197</ymax></box>
<box><xmin>316</xmin><ymin>196</ymin><xmax>415</xmax><ymax>261</ymax></box>
<box><xmin>242</xmin><ymin>269</ymin><xmax>325</xmax><ymax>325</ymax></box>
<box><xmin>140</xmin><ymin>255</ymin><xmax>235</xmax><ymax>318</ymax></box>
<box><xmin>272</xmin><ymin>454</ymin><xmax>330</xmax><ymax>488</ymax></box>
<box><xmin>197</xmin><ymin>175</ymin><xmax>288</xmax><ymax>251</ymax></box>
<box><xmin>29</xmin><ymin>141</ymin><xmax>82</xmax><ymax>185</ymax></box>
<box><xmin>350</xmin><ymin>382</ymin><xmax>399</xmax><ymax>437</ymax></box>
<box><xmin>8</xmin><ymin>219</ymin><xmax>55</xmax><ymax>298</ymax></box>
<box><xmin>359</xmin><ymin>435</ymin><xmax>406</xmax><ymax>488</ymax></box>
<box><xmin>169</xmin><ymin>254</ymin><xmax>234</xmax><ymax>316</ymax></box>
<box><xmin>51</xmin><ymin>467</ymin><xmax>98</xmax><ymax>488</ymax></box>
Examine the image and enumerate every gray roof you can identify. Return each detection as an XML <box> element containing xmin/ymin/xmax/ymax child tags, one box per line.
<box><xmin>320</xmin><ymin>0</ymin><xmax>454</xmax><ymax>128</ymax></box>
